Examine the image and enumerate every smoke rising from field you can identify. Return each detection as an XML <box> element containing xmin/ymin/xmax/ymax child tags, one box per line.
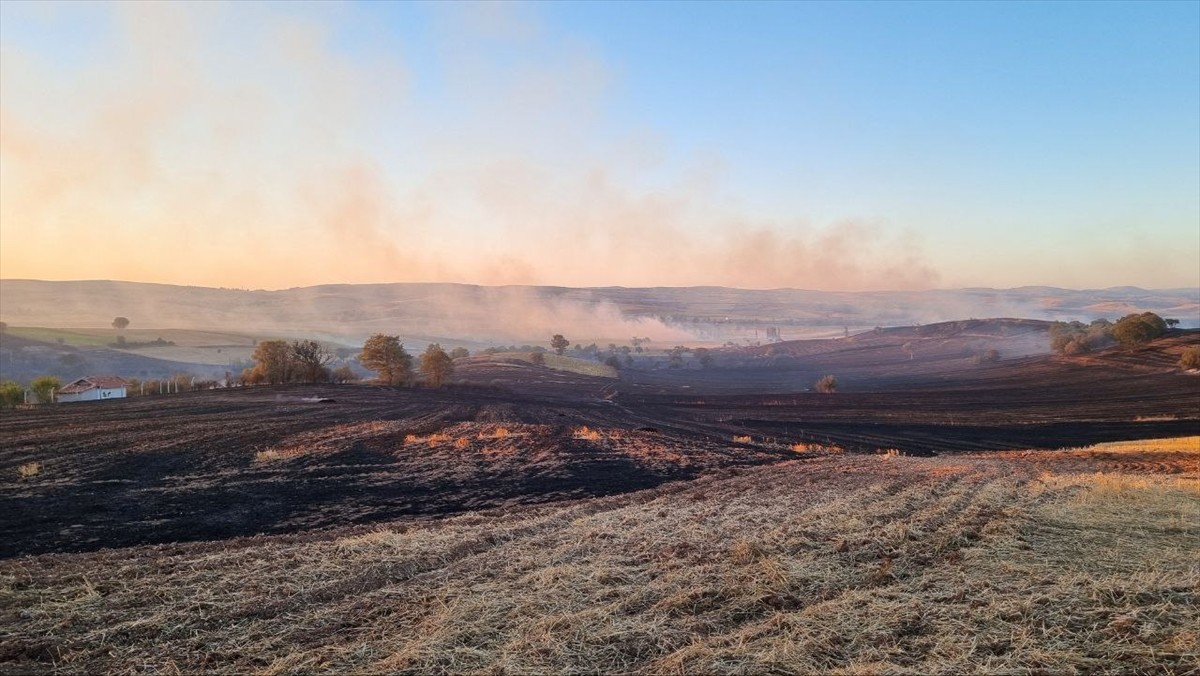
<box><xmin>0</xmin><ymin>2</ymin><xmax>939</xmax><ymax>293</ymax></box>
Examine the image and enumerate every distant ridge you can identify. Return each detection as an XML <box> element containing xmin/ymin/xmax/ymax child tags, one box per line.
<box><xmin>1</xmin><ymin>279</ymin><xmax>1196</xmax><ymax>341</ymax></box>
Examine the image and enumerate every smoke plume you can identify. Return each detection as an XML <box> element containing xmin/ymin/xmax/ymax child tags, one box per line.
<box><xmin>1</xmin><ymin>2</ymin><xmax>940</xmax><ymax>292</ymax></box>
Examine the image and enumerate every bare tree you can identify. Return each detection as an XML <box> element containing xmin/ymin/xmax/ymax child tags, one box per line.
<box><xmin>290</xmin><ymin>340</ymin><xmax>332</xmax><ymax>383</ymax></box>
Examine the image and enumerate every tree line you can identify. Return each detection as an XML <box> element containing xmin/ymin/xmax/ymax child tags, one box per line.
<box><xmin>356</xmin><ymin>335</ymin><xmax>454</xmax><ymax>387</ymax></box>
<box><xmin>1049</xmin><ymin>312</ymin><xmax>1178</xmax><ymax>355</ymax></box>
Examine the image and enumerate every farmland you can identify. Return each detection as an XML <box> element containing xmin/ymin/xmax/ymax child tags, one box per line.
<box><xmin>1</xmin><ymin>327</ymin><xmax>1198</xmax><ymax>673</ymax></box>
<box><xmin>2</xmin><ymin>437</ymin><xmax>1196</xmax><ymax>673</ymax></box>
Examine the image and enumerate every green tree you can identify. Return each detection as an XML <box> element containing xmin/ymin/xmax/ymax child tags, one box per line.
<box><xmin>694</xmin><ymin>347</ymin><xmax>714</xmax><ymax>368</ymax></box>
<box><xmin>551</xmin><ymin>334</ymin><xmax>570</xmax><ymax>356</ymax></box>
<box><xmin>290</xmin><ymin>339</ymin><xmax>332</xmax><ymax>383</ymax></box>
<box><xmin>1112</xmin><ymin>312</ymin><xmax>1167</xmax><ymax>350</ymax></box>
<box><xmin>0</xmin><ymin>380</ymin><xmax>22</xmax><ymax>408</ymax></box>
<box><xmin>815</xmin><ymin>374</ymin><xmax>838</xmax><ymax>393</ymax></box>
<box><xmin>530</xmin><ymin>351</ymin><xmax>546</xmax><ymax>366</ymax></box>
<box><xmin>112</xmin><ymin>316</ymin><xmax>130</xmax><ymax>330</ymax></box>
<box><xmin>249</xmin><ymin>340</ymin><xmax>293</xmax><ymax>384</ymax></box>
<box><xmin>358</xmin><ymin>334</ymin><xmax>413</xmax><ymax>385</ymax></box>
<box><xmin>420</xmin><ymin>343</ymin><xmax>454</xmax><ymax>387</ymax></box>
<box><xmin>30</xmin><ymin>376</ymin><xmax>61</xmax><ymax>403</ymax></box>
<box><xmin>449</xmin><ymin>347</ymin><xmax>470</xmax><ymax>360</ymax></box>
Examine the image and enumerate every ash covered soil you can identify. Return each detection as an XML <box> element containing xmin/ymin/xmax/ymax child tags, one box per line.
<box><xmin>2</xmin><ymin>333</ymin><xmax>1198</xmax><ymax>558</ymax></box>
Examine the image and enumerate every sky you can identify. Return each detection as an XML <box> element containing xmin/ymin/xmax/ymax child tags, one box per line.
<box><xmin>1</xmin><ymin>0</ymin><xmax>1197</xmax><ymax>291</ymax></box>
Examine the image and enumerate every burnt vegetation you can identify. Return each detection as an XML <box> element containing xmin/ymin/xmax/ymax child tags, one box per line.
<box><xmin>1</xmin><ymin>316</ymin><xmax>1197</xmax><ymax>673</ymax></box>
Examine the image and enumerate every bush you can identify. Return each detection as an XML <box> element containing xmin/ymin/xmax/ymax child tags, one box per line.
<box><xmin>1180</xmin><ymin>346</ymin><xmax>1200</xmax><ymax>370</ymax></box>
<box><xmin>815</xmin><ymin>374</ymin><xmax>838</xmax><ymax>393</ymax></box>
<box><xmin>331</xmin><ymin>365</ymin><xmax>357</xmax><ymax>383</ymax></box>
<box><xmin>30</xmin><ymin>376</ymin><xmax>61</xmax><ymax>404</ymax></box>
<box><xmin>0</xmin><ymin>380</ymin><xmax>22</xmax><ymax>408</ymax></box>
<box><xmin>1049</xmin><ymin>319</ymin><xmax>1114</xmax><ymax>355</ymax></box>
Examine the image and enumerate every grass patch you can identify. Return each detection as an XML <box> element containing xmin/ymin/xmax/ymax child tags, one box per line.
<box><xmin>7</xmin><ymin>327</ymin><xmax>113</xmax><ymax>347</ymax></box>
<box><xmin>17</xmin><ymin>461</ymin><xmax>41</xmax><ymax>479</ymax></box>
<box><xmin>478</xmin><ymin>427</ymin><xmax>511</xmax><ymax>440</ymax></box>
<box><xmin>573</xmin><ymin>426</ymin><xmax>603</xmax><ymax>441</ymax></box>
<box><xmin>1081</xmin><ymin>436</ymin><xmax>1198</xmax><ymax>453</ymax></box>
<box><xmin>790</xmin><ymin>442</ymin><xmax>845</xmax><ymax>454</ymax></box>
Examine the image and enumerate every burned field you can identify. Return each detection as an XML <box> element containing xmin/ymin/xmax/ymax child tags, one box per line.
<box><xmin>2</xmin><ymin>334</ymin><xmax>1197</xmax><ymax>559</ymax></box>
<box><xmin>0</xmin><ymin>385</ymin><xmax>787</xmax><ymax>558</ymax></box>
<box><xmin>1</xmin><ymin>329</ymin><xmax>1198</xmax><ymax>673</ymax></box>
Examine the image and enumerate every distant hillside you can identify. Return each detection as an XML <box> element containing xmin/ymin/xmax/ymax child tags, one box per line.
<box><xmin>1</xmin><ymin>279</ymin><xmax>1196</xmax><ymax>345</ymax></box>
<box><xmin>0</xmin><ymin>332</ymin><xmax>228</xmax><ymax>383</ymax></box>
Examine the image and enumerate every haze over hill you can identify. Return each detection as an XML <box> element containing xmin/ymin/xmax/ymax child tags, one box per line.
<box><xmin>1</xmin><ymin>280</ymin><xmax>1197</xmax><ymax>345</ymax></box>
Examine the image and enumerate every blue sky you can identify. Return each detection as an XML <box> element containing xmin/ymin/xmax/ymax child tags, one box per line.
<box><xmin>1</xmin><ymin>0</ymin><xmax>1197</xmax><ymax>290</ymax></box>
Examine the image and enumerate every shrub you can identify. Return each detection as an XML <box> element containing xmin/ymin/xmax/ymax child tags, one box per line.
<box><xmin>1050</xmin><ymin>319</ymin><xmax>1114</xmax><ymax>355</ymax></box>
<box><xmin>18</xmin><ymin>461</ymin><xmax>41</xmax><ymax>479</ymax></box>
<box><xmin>0</xmin><ymin>380</ymin><xmax>22</xmax><ymax>408</ymax></box>
<box><xmin>331</xmin><ymin>365</ymin><xmax>357</xmax><ymax>383</ymax></box>
<box><xmin>1180</xmin><ymin>346</ymin><xmax>1200</xmax><ymax>370</ymax></box>
<box><xmin>30</xmin><ymin>376</ymin><xmax>61</xmax><ymax>404</ymax></box>
<box><xmin>815</xmin><ymin>374</ymin><xmax>838</xmax><ymax>393</ymax></box>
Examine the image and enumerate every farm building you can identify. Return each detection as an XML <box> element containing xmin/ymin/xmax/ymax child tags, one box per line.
<box><xmin>57</xmin><ymin>376</ymin><xmax>129</xmax><ymax>403</ymax></box>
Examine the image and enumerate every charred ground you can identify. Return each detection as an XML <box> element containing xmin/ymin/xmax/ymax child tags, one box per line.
<box><xmin>2</xmin><ymin>327</ymin><xmax>1197</xmax><ymax>558</ymax></box>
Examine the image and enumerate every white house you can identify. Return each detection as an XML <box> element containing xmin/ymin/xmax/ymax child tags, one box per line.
<box><xmin>57</xmin><ymin>376</ymin><xmax>129</xmax><ymax>403</ymax></box>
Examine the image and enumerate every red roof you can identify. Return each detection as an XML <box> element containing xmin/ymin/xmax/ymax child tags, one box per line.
<box><xmin>58</xmin><ymin>376</ymin><xmax>129</xmax><ymax>394</ymax></box>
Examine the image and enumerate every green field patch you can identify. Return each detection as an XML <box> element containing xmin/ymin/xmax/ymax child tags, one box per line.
<box><xmin>6</xmin><ymin>326</ymin><xmax>260</xmax><ymax>348</ymax></box>
<box><xmin>487</xmin><ymin>352</ymin><xmax>618</xmax><ymax>378</ymax></box>
<box><xmin>7</xmin><ymin>326</ymin><xmax>114</xmax><ymax>346</ymax></box>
